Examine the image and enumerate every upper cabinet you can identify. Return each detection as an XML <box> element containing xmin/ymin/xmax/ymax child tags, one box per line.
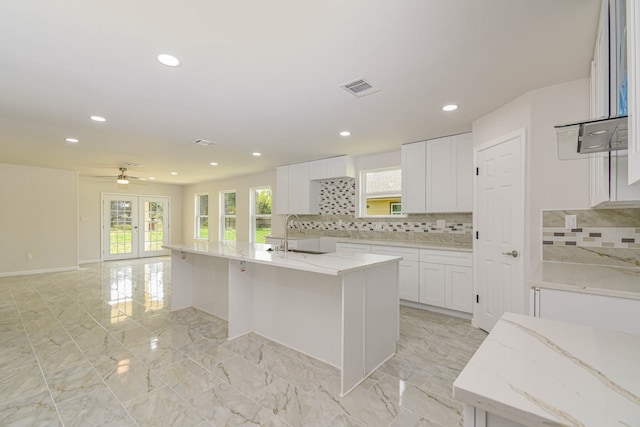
<box><xmin>309</xmin><ymin>155</ymin><xmax>355</xmax><ymax>181</ymax></box>
<box><xmin>589</xmin><ymin>0</ymin><xmax>640</xmax><ymax>206</ymax></box>
<box><xmin>628</xmin><ymin>0</ymin><xmax>640</xmax><ymax>184</ymax></box>
<box><xmin>275</xmin><ymin>163</ymin><xmax>320</xmax><ymax>215</ymax></box>
<box><xmin>276</xmin><ymin>155</ymin><xmax>353</xmax><ymax>214</ymax></box>
<box><xmin>401</xmin><ymin>132</ymin><xmax>473</xmax><ymax>213</ymax></box>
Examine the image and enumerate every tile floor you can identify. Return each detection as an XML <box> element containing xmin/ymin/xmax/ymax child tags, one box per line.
<box><xmin>0</xmin><ymin>257</ymin><xmax>487</xmax><ymax>426</ymax></box>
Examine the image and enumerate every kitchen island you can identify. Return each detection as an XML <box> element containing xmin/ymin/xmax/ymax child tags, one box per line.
<box><xmin>165</xmin><ymin>241</ymin><xmax>401</xmax><ymax>396</ymax></box>
<box><xmin>453</xmin><ymin>313</ymin><xmax>640</xmax><ymax>426</ymax></box>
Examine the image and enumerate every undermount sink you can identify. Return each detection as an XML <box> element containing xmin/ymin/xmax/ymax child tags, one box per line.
<box><xmin>287</xmin><ymin>249</ymin><xmax>329</xmax><ymax>255</ymax></box>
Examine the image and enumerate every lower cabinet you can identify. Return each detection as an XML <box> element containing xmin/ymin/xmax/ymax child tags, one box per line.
<box><xmin>420</xmin><ymin>249</ymin><xmax>473</xmax><ymax>314</ymax></box>
<box><xmin>336</xmin><ymin>242</ymin><xmax>474</xmax><ymax>313</ymax></box>
<box><xmin>371</xmin><ymin>246</ymin><xmax>420</xmax><ymax>302</ymax></box>
<box><xmin>531</xmin><ymin>286</ymin><xmax>640</xmax><ymax>336</ymax></box>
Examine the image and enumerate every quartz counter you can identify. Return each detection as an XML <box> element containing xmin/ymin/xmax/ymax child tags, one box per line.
<box><xmin>453</xmin><ymin>313</ymin><xmax>640</xmax><ymax>426</ymax></box>
<box><xmin>529</xmin><ymin>261</ymin><xmax>640</xmax><ymax>300</ymax></box>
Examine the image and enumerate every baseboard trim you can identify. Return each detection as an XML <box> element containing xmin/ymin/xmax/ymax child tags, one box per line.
<box><xmin>400</xmin><ymin>299</ymin><xmax>472</xmax><ymax>320</ymax></box>
<box><xmin>0</xmin><ymin>265</ymin><xmax>79</xmax><ymax>278</ymax></box>
<box><xmin>78</xmin><ymin>259</ymin><xmax>102</xmax><ymax>265</ymax></box>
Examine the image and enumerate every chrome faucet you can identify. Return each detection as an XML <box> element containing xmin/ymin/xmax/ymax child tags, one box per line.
<box><xmin>284</xmin><ymin>214</ymin><xmax>303</xmax><ymax>252</ymax></box>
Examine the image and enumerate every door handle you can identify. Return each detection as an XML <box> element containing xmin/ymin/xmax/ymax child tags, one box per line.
<box><xmin>502</xmin><ymin>250</ymin><xmax>519</xmax><ymax>258</ymax></box>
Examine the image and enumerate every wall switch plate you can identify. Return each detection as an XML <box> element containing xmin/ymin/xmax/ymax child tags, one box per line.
<box><xmin>436</xmin><ymin>219</ymin><xmax>446</xmax><ymax>228</ymax></box>
<box><xmin>374</xmin><ymin>223</ymin><xmax>383</xmax><ymax>231</ymax></box>
<box><xmin>565</xmin><ymin>215</ymin><xmax>577</xmax><ymax>229</ymax></box>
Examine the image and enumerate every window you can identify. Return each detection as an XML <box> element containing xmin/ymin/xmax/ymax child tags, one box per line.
<box><xmin>251</xmin><ymin>187</ymin><xmax>272</xmax><ymax>243</ymax></box>
<box><xmin>359</xmin><ymin>167</ymin><xmax>402</xmax><ymax>217</ymax></box>
<box><xmin>195</xmin><ymin>193</ymin><xmax>209</xmax><ymax>239</ymax></box>
<box><xmin>220</xmin><ymin>190</ymin><xmax>236</xmax><ymax>241</ymax></box>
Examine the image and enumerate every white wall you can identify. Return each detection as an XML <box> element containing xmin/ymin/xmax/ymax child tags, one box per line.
<box><xmin>472</xmin><ymin>78</ymin><xmax>591</xmax><ymax>312</ymax></box>
<box><xmin>182</xmin><ymin>171</ymin><xmax>276</xmax><ymax>244</ymax></box>
<box><xmin>79</xmin><ymin>177</ymin><xmax>183</xmax><ymax>262</ymax></box>
<box><xmin>0</xmin><ymin>164</ymin><xmax>78</xmax><ymax>275</ymax></box>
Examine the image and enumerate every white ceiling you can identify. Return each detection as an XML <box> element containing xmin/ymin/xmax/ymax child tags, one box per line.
<box><xmin>0</xmin><ymin>0</ymin><xmax>600</xmax><ymax>184</ymax></box>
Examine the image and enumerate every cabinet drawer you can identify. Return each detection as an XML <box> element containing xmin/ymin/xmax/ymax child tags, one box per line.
<box><xmin>420</xmin><ymin>249</ymin><xmax>472</xmax><ymax>267</ymax></box>
<box><xmin>371</xmin><ymin>245</ymin><xmax>419</xmax><ymax>261</ymax></box>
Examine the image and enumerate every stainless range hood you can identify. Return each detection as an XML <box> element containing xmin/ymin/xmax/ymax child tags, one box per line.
<box><xmin>556</xmin><ymin>116</ymin><xmax>628</xmax><ymax>160</ymax></box>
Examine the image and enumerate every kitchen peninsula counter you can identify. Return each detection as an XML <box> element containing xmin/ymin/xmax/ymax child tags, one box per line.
<box><xmin>165</xmin><ymin>242</ymin><xmax>401</xmax><ymax>396</ymax></box>
<box><xmin>453</xmin><ymin>313</ymin><xmax>640</xmax><ymax>426</ymax></box>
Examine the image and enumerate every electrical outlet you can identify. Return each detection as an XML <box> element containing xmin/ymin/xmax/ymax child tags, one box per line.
<box><xmin>375</xmin><ymin>223</ymin><xmax>383</xmax><ymax>231</ymax></box>
<box><xmin>436</xmin><ymin>219</ymin><xmax>446</xmax><ymax>228</ymax></box>
<box><xmin>565</xmin><ymin>215</ymin><xmax>577</xmax><ymax>229</ymax></box>
<box><xmin>26</xmin><ymin>253</ymin><xmax>32</xmax><ymax>260</ymax></box>
<box><xmin>338</xmin><ymin>220</ymin><xmax>343</xmax><ymax>227</ymax></box>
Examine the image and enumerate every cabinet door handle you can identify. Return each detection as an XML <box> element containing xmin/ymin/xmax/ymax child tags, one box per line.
<box><xmin>501</xmin><ymin>250</ymin><xmax>519</xmax><ymax>258</ymax></box>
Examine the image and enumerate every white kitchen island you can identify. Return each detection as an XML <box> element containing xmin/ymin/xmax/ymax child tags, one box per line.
<box><xmin>165</xmin><ymin>241</ymin><xmax>401</xmax><ymax>396</ymax></box>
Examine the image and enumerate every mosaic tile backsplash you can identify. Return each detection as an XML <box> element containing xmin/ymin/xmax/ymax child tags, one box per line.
<box><xmin>289</xmin><ymin>178</ymin><xmax>473</xmax><ymax>247</ymax></box>
<box><xmin>542</xmin><ymin>208</ymin><xmax>640</xmax><ymax>268</ymax></box>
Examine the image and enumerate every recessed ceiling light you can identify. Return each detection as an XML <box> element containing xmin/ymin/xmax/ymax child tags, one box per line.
<box><xmin>157</xmin><ymin>54</ymin><xmax>180</xmax><ymax>67</ymax></box>
<box><xmin>210</xmin><ymin>162</ymin><xmax>218</xmax><ymax>166</ymax></box>
<box><xmin>340</xmin><ymin>131</ymin><xmax>351</xmax><ymax>137</ymax></box>
<box><xmin>170</xmin><ymin>172</ymin><xmax>178</xmax><ymax>175</ymax></box>
<box><xmin>90</xmin><ymin>115</ymin><xmax>106</xmax><ymax>122</ymax></box>
<box><xmin>442</xmin><ymin>104</ymin><xmax>458</xmax><ymax>112</ymax></box>
<box><xmin>65</xmin><ymin>138</ymin><xmax>79</xmax><ymax>143</ymax></box>
<box><xmin>252</xmin><ymin>152</ymin><xmax>261</xmax><ymax>157</ymax></box>
<box><xmin>149</xmin><ymin>177</ymin><xmax>156</xmax><ymax>180</ymax></box>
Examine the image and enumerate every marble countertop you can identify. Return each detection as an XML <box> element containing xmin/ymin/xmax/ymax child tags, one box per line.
<box><xmin>529</xmin><ymin>261</ymin><xmax>640</xmax><ymax>300</ymax></box>
<box><xmin>335</xmin><ymin>239</ymin><xmax>473</xmax><ymax>252</ymax></box>
<box><xmin>164</xmin><ymin>242</ymin><xmax>401</xmax><ymax>276</ymax></box>
<box><xmin>453</xmin><ymin>313</ymin><xmax>640</xmax><ymax>426</ymax></box>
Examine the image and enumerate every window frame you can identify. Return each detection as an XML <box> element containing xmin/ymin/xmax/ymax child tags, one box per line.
<box><xmin>250</xmin><ymin>186</ymin><xmax>272</xmax><ymax>243</ymax></box>
<box><xmin>219</xmin><ymin>190</ymin><xmax>237</xmax><ymax>241</ymax></box>
<box><xmin>358</xmin><ymin>166</ymin><xmax>404</xmax><ymax>218</ymax></box>
<box><xmin>194</xmin><ymin>193</ymin><xmax>209</xmax><ymax>240</ymax></box>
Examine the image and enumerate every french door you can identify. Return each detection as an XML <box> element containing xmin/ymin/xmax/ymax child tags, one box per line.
<box><xmin>102</xmin><ymin>194</ymin><xmax>170</xmax><ymax>261</ymax></box>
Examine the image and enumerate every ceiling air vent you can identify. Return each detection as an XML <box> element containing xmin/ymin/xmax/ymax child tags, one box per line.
<box><xmin>340</xmin><ymin>78</ymin><xmax>380</xmax><ymax>98</ymax></box>
<box><xmin>192</xmin><ymin>139</ymin><xmax>219</xmax><ymax>147</ymax></box>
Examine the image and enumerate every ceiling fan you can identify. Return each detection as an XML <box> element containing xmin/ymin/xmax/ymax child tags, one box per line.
<box><xmin>95</xmin><ymin>167</ymin><xmax>145</xmax><ymax>184</ymax></box>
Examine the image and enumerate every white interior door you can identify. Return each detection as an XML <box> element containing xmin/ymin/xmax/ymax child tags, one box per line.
<box><xmin>102</xmin><ymin>194</ymin><xmax>170</xmax><ymax>261</ymax></box>
<box><xmin>474</xmin><ymin>130</ymin><xmax>525</xmax><ymax>332</ymax></box>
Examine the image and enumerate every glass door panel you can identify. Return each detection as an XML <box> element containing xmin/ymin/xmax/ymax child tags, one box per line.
<box><xmin>103</xmin><ymin>196</ymin><xmax>138</xmax><ymax>260</ymax></box>
<box><xmin>139</xmin><ymin>197</ymin><xmax>169</xmax><ymax>257</ymax></box>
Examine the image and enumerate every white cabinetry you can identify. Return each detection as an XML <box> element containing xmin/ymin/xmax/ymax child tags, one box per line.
<box><xmin>628</xmin><ymin>0</ymin><xmax>640</xmax><ymax>184</ymax></box>
<box><xmin>371</xmin><ymin>246</ymin><xmax>420</xmax><ymax>302</ymax></box>
<box><xmin>531</xmin><ymin>287</ymin><xmax>640</xmax><ymax>336</ymax></box>
<box><xmin>335</xmin><ymin>242</ymin><xmax>473</xmax><ymax>313</ymax></box>
<box><xmin>401</xmin><ymin>141</ymin><xmax>426</xmax><ymax>213</ymax></box>
<box><xmin>589</xmin><ymin>0</ymin><xmax>640</xmax><ymax>206</ymax></box>
<box><xmin>275</xmin><ymin>163</ymin><xmax>320</xmax><ymax>215</ymax></box>
<box><xmin>401</xmin><ymin>132</ymin><xmax>473</xmax><ymax>213</ymax></box>
<box><xmin>309</xmin><ymin>155</ymin><xmax>355</xmax><ymax>180</ymax></box>
<box><xmin>426</xmin><ymin>133</ymin><xmax>473</xmax><ymax>212</ymax></box>
<box><xmin>420</xmin><ymin>249</ymin><xmax>473</xmax><ymax>313</ymax></box>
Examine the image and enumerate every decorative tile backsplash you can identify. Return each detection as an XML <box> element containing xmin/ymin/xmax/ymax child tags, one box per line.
<box><xmin>542</xmin><ymin>209</ymin><xmax>640</xmax><ymax>268</ymax></box>
<box><xmin>289</xmin><ymin>178</ymin><xmax>473</xmax><ymax>247</ymax></box>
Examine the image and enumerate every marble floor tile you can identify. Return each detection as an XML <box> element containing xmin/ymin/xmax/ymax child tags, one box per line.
<box><xmin>188</xmin><ymin>381</ymin><xmax>273</xmax><ymax>425</ymax></box>
<box><xmin>0</xmin><ymin>363</ymin><xmax>47</xmax><ymax>404</ymax></box>
<box><xmin>0</xmin><ymin>257</ymin><xmax>486</xmax><ymax>426</ymax></box>
<box><xmin>156</xmin><ymin>358</ymin><xmax>219</xmax><ymax>401</ymax></box>
<box><xmin>44</xmin><ymin>361</ymin><xmax>105</xmax><ymax>404</ymax></box>
<box><xmin>56</xmin><ymin>388</ymin><xmax>135</xmax><ymax>427</ymax></box>
<box><xmin>125</xmin><ymin>386</ymin><xmax>208</xmax><ymax>427</ymax></box>
<box><xmin>101</xmin><ymin>356</ymin><xmax>164</xmax><ymax>403</ymax></box>
<box><xmin>0</xmin><ymin>390</ymin><xmax>61</xmax><ymax>426</ymax></box>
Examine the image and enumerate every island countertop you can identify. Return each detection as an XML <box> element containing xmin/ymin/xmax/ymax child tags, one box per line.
<box><xmin>164</xmin><ymin>241</ymin><xmax>401</xmax><ymax>276</ymax></box>
<box><xmin>453</xmin><ymin>313</ymin><xmax>640</xmax><ymax>426</ymax></box>
<box><xmin>529</xmin><ymin>261</ymin><xmax>640</xmax><ymax>300</ymax></box>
